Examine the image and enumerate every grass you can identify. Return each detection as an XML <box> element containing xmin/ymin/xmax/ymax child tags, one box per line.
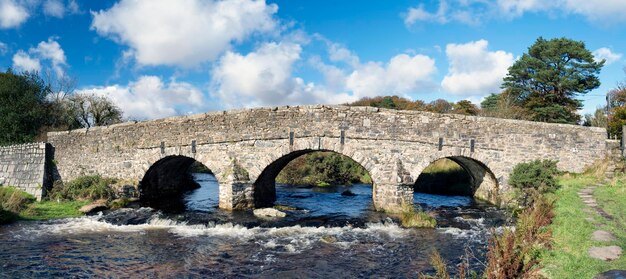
<box><xmin>19</xmin><ymin>200</ymin><xmax>89</xmax><ymax>220</ymax></box>
<box><xmin>540</xmin><ymin>173</ymin><xmax>626</xmax><ymax>279</ymax></box>
<box><xmin>388</xmin><ymin>205</ymin><xmax>437</xmax><ymax>228</ymax></box>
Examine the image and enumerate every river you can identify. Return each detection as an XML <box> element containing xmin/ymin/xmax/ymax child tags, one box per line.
<box><xmin>0</xmin><ymin>173</ymin><xmax>510</xmax><ymax>278</ymax></box>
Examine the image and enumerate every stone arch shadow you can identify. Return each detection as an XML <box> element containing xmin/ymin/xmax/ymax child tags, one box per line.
<box><xmin>252</xmin><ymin>148</ymin><xmax>378</xmax><ymax>208</ymax></box>
<box><xmin>139</xmin><ymin>155</ymin><xmax>222</xmax><ymax>209</ymax></box>
<box><xmin>411</xmin><ymin>150</ymin><xmax>500</xmax><ymax>205</ymax></box>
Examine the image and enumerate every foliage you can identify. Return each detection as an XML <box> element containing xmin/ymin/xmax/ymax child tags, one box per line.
<box><xmin>542</xmin><ymin>174</ymin><xmax>626</xmax><ymax>278</ymax></box>
<box><xmin>0</xmin><ymin>186</ymin><xmax>36</xmax><ymax>212</ymax></box>
<box><xmin>451</xmin><ymin>100</ymin><xmax>479</xmax><ymax>116</ymax></box>
<box><xmin>49</xmin><ymin>175</ymin><xmax>116</xmax><ymax>201</ymax></box>
<box><xmin>479</xmin><ymin>90</ymin><xmax>530</xmax><ymax>120</ymax></box>
<box><xmin>348</xmin><ymin>95</ymin><xmax>476</xmax><ymax>115</ymax></box>
<box><xmin>276</xmin><ymin>152</ymin><xmax>372</xmax><ymax>186</ymax></box>
<box><xmin>583</xmin><ymin>107</ymin><xmax>608</xmax><ymax>128</ymax></box>
<box><xmin>421</xmin><ymin>250</ymin><xmax>479</xmax><ymax>279</ymax></box>
<box><xmin>508</xmin><ymin>160</ymin><xmax>560</xmax><ymax>207</ymax></box>
<box><xmin>0</xmin><ymin>70</ymin><xmax>51</xmax><ymax>145</ymax></box>
<box><xmin>502</xmin><ymin>37</ymin><xmax>604</xmax><ymax>124</ymax></box>
<box><xmin>484</xmin><ymin>197</ymin><xmax>554</xmax><ymax>279</ymax></box>
<box><xmin>108</xmin><ymin>198</ymin><xmax>131</xmax><ymax>209</ymax></box>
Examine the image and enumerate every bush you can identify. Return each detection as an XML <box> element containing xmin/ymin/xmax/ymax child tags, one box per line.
<box><xmin>49</xmin><ymin>175</ymin><xmax>116</xmax><ymax>201</ymax></box>
<box><xmin>0</xmin><ymin>186</ymin><xmax>36</xmax><ymax>212</ymax></box>
<box><xmin>508</xmin><ymin>160</ymin><xmax>559</xmax><ymax>207</ymax></box>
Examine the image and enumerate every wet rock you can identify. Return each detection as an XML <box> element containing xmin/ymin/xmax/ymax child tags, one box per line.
<box><xmin>589</xmin><ymin>246</ymin><xmax>623</xmax><ymax>261</ymax></box>
<box><xmin>592</xmin><ymin>230</ymin><xmax>617</xmax><ymax>242</ymax></box>
<box><xmin>594</xmin><ymin>270</ymin><xmax>626</xmax><ymax>279</ymax></box>
<box><xmin>79</xmin><ymin>200</ymin><xmax>108</xmax><ymax>214</ymax></box>
<box><xmin>341</xmin><ymin>190</ymin><xmax>356</xmax><ymax>196</ymax></box>
<box><xmin>100</xmin><ymin>207</ymin><xmax>158</xmax><ymax>225</ymax></box>
<box><xmin>253</xmin><ymin>208</ymin><xmax>287</xmax><ymax>218</ymax></box>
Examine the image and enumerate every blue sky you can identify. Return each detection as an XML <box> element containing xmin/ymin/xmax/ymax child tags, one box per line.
<box><xmin>1</xmin><ymin>0</ymin><xmax>625</xmax><ymax>120</ymax></box>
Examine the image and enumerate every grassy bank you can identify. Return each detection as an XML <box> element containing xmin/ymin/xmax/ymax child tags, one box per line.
<box><xmin>541</xmin><ymin>174</ymin><xmax>626</xmax><ymax>278</ymax></box>
<box><xmin>0</xmin><ymin>186</ymin><xmax>89</xmax><ymax>224</ymax></box>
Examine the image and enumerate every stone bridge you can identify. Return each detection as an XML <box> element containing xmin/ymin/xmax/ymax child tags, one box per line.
<box><xmin>46</xmin><ymin>105</ymin><xmax>608</xmax><ymax>211</ymax></box>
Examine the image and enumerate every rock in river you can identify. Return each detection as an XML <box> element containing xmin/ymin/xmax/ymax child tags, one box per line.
<box><xmin>253</xmin><ymin>208</ymin><xmax>287</xmax><ymax>218</ymax></box>
<box><xmin>79</xmin><ymin>199</ymin><xmax>108</xmax><ymax>214</ymax></box>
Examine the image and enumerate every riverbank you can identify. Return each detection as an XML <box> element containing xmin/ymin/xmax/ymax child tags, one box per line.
<box><xmin>0</xmin><ymin>187</ymin><xmax>88</xmax><ymax>224</ymax></box>
<box><xmin>540</xmin><ymin>174</ymin><xmax>626</xmax><ymax>278</ymax></box>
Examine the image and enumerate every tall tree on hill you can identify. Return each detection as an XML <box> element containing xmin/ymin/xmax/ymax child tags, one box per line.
<box><xmin>502</xmin><ymin>37</ymin><xmax>604</xmax><ymax>124</ymax></box>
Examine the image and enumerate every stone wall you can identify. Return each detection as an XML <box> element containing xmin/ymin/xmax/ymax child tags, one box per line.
<box><xmin>47</xmin><ymin>105</ymin><xmax>609</xmax><ymax>210</ymax></box>
<box><xmin>0</xmin><ymin>143</ymin><xmax>51</xmax><ymax>200</ymax></box>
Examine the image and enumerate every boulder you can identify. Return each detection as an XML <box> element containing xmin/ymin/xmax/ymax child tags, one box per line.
<box><xmin>253</xmin><ymin>208</ymin><xmax>287</xmax><ymax>218</ymax></box>
<box><xmin>79</xmin><ymin>200</ymin><xmax>108</xmax><ymax>214</ymax></box>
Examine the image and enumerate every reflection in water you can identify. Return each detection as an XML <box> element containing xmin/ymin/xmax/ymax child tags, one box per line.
<box><xmin>0</xmin><ymin>173</ymin><xmax>509</xmax><ymax>278</ymax></box>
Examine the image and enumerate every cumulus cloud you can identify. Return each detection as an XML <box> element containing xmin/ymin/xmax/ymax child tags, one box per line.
<box><xmin>82</xmin><ymin>76</ymin><xmax>207</xmax><ymax>120</ymax></box>
<box><xmin>0</xmin><ymin>0</ymin><xmax>29</xmax><ymax>29</ymax></box>
<box><xmin>403</xmin><ymin>0</ymin><xmax>626</xmax><ymax>26</ymax></box>
<box><xmin>12</xmin><ymin>38</ymin><xmax>68</xmax><ymax>76</ymax></box>
<box><xmin>593</xmin><ymin>47</ymin><xmax>622</xmax><ymax>65</ymax></box>
<box><xmin>91</xmin><ymin>0</ymin><xmax>278</xmax><ymax>67</ymax></box>
<box><xmin>12</xmin><ymin>50</ymin><xmax>41</xmax><ymax>72</ymax></box>
<box><xmin>441</xmin><ymin>40</ymin><xmax>514</xmax><ymax>96</ymax></box>
<box><xmin>346</xmin><ymin>54</ymin><xmax>437</xmax><ymax>98</ymax></box>
<box><xmin>211</xmin><ymin>41</ymin><xmax>354</xmax><ymax>108</ymax></box>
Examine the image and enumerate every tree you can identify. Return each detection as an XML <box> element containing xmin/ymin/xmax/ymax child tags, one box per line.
<box><xmin>480</xmin><ymin>93</ymin><xmax>501</xmax><ymax>112</ymax></box>
<box><xmin>0</xmin><ymin>70</ymin><xmax>51</xmax><ymax>145</ymax></box>
<box><xmin>583</xmin><ymin>107</ymin><xmax>608</xmax><ymax>128</ymax></box>
<box><xmin>502</xmin><ymin>37</ymin><xmax>604</xmax><ymax>124</ymax></box>
<box><xmin>65</xmin><ymin>92</ymin><xmax>123</xmax><ymax>128</ymax></box>
<box><xmin>451</xmin><ymin>100</ymin><xmax>479</xmax><ymax>115</ymax></box>
<box><xmin>428</xmin><ymin>99</ymin><xmax>453</xmax><ymax>113</ymax></box>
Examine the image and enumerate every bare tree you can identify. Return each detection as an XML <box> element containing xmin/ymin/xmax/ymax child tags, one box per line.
<box><xmin>66</xmin><ymin>92</ymin><xmax>123</xmax><ymax>128</ymax></box>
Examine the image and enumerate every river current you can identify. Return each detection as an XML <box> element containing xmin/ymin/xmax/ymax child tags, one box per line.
<box><xmin>0</xmin><ymin>173</ymin><xmax>509</xmax><ymax>278</ymax></box>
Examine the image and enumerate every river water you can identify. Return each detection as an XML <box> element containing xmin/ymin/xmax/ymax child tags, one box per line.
<box><xmin>0</xmin><ymin>173</ymin><xmax>510</xmax><ymax>278</ymax></box>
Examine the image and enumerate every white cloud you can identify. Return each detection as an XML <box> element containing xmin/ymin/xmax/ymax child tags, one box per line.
<box><xmin>83</xmin><ymin>76</ymin><xmax>207</xmax><ymax>120</ymax></box>
<box><xmin>404</xmin><ymin>0</ymin><xmax>626</xmax><ymax>27</ymax></box>
<box><xmin>91</xmin><ymin>0</ymin><xmax>278</xmax><ymax>67</ymax></box>
<box><xmin>441</xmin><ymin>39</ymin><xmax>514</xmax><ymax>96</ymax></box>
<box><xmin>0</xmin><ymin>0</ymin><xmax>29</xmax><ymax>29</ymax></box>
<box><xmin>33</xmin><ymin>38</ymin><xmax>67</xmax><ymax>76</ymax></box>
<box><xmin>346</xmin><ymin>53</ymin><xmax>437</xmax><ymax>98</ymax></box>
<box><xmin>43</xmin><ymin>0</ymin><xmax>64</xmax><ymax>18</ymax></box>
<box><xmin>12</xmin><ymin>50</ymin><xmax>41</xmax><ymax>72</ymax></box>
<box><xmin>403</xmin><ymin>0</ymin><xmax>448</xmax><ymax>26</ymax></box>
<box><xmin>211</xmin><ymin>41</ymin><xmax>355</xmax><ymax>108</ymax></box>
<box><xmin>11</xmin><ymin>38</ymin><xmax>67</xmax><ymax>76</ymax></box>
<box><xmin>593</xmin><ymin>47</ymin><xmax>622</xmax><ymax>65</ymax></box>
<box><xmin>0</xmin><ymin>41</ymin><xmax>7</xmax><ymax>55</ymax></box>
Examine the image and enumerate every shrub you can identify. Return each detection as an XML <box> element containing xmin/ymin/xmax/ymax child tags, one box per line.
<box><xmin>49</xmin><ymin>175</ymin><xmax>116</xmax><ymax>201</ymax></box>
<box><xmin>0</xmin><ymin>186</ymin><xmax>36</xmax><ymax>212</ymax></box>
<box><xmin>484</xmin><ymin>197</ymin><xmax>554</xmax><ymax>279</ymax></box>
<box><xmin>508</xmin><ymin>160</ymin><xmax>559</xmax><ymax>207</ymax></box>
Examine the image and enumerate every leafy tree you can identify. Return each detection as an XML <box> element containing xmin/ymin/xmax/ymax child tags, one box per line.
<box><xmin>502</xmin><ymin>37</ymin><xmax>604</xmax><ymax>124</ymax></box>
<box><xmin>0</xmin><ymin>70</ymin><xmax>51</xmax><ymax>145</ymax></box>
<box><xmin>452</xmin><ymin>100</ymin><xmax>479</xmax><ymax>115</ymax></box>
<box><xmin>480</xmin><ymin>93</ymin><xmax>501</xmax><ymax>112</ymax></box>
<box><xmin>583</xmin><ymin>107</ymin><xmax>607</xmax><ymax>128</ymax></box>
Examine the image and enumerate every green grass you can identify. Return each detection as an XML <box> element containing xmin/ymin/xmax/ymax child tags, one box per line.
<box><xmin>541</xmin><ymin>174</ymin><xmax>626</xmax><ymax>279</ymax></box>
<box><xmin>19</xmin><ymin>201</ymin><xmax>89</xmax><ymax>220</ymax></box>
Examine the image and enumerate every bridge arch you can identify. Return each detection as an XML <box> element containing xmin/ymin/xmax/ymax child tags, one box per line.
<box><xmin>139</xmin><ymin>155</ymin><xmax>221</xmax><ymax>206</ymax></box>
<box><xmin>412</xmin><ymin>150</ymin><xmax>499</xmax><ymax>205</ymax></box>
<box><xmin>252</xmin><ymin>147</ymin><xmax>377</xmax><ymax>208</ymax></box>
